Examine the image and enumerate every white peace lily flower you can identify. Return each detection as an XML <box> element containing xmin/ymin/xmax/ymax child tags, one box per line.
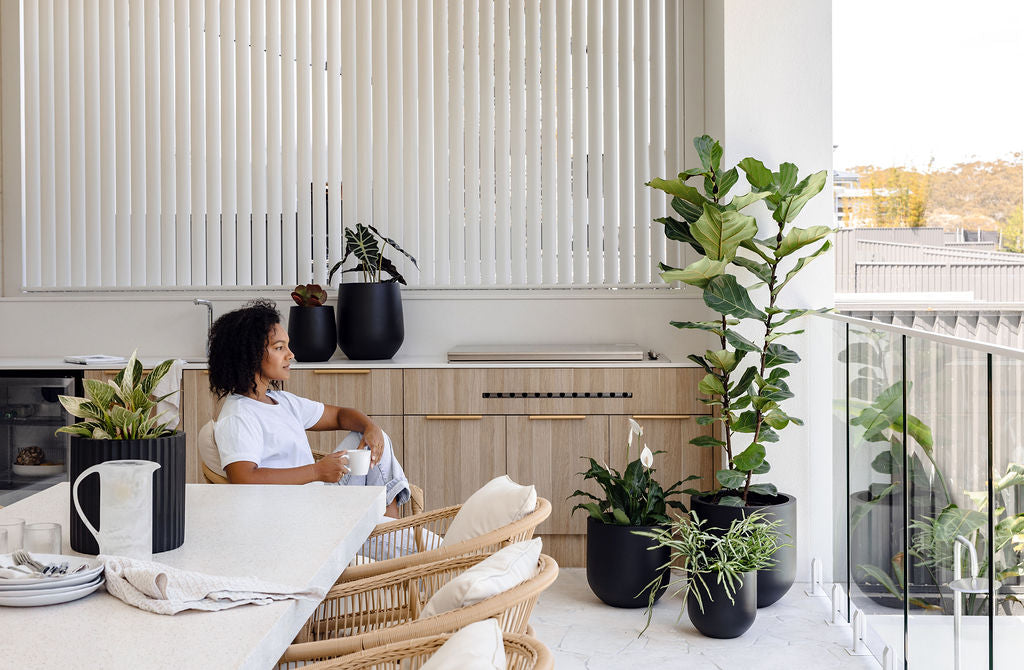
<box><xmin>627</xmin><ymin>418</ymin><xmax>643</xmax><ymax>448</ymax></box>
<box><xmin>640</xmin><ymin>445</ymin><xmax>654</xmax><ymax>469</ymax></box>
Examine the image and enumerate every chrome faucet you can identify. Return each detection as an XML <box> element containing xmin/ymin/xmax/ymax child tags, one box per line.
<box><xmin>193</xmin><ymin>299</ymin><xmax>213</xmax><ymax>355</ymax></box>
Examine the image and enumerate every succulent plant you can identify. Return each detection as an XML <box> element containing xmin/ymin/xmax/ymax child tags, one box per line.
<box><xmin>291</xmin><ymin>283</ymin><xmax>328</xmax><ymax>306</ymax></box>
<box><xmin>55</xmin><ymin>351</ymin><xmax>178</xmax><ymax>440</ymax></box>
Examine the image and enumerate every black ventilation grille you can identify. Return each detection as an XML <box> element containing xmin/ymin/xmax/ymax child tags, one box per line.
<box><xmin>482</xmin><ymin>391</ymin><xmax>633</xmax><ymax>399</ymax></box>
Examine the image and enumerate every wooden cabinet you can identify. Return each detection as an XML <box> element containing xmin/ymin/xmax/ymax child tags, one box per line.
<box><xmin>403</xmin><ymin>415</ymin><xmax>506</xmax><ymax>509</ymax></box>
<box><xmin>181</xmin><ymin>369</ymin><xmax>223</xmax><ymax>483</ymax></box>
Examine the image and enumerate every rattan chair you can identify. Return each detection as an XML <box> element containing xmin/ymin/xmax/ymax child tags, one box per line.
<box><xmin>277</xmin><ymin>551</ymin><xmax>558</xmax><ymax>665</ymax></box>
<box><xmin>340</xmin><ymin>497</ymin><xmax>551</xmax><ymax>583</ymax></box>
<box><xmin>282</xmin><ymin>631</ymin><xmax>553</xmax><ymax>670</ymax></box>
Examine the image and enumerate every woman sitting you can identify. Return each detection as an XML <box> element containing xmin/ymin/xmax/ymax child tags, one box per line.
<box><xmin>207</xmin><ymin>299</ymin><xmax>409</xmax><ymax>519</ymax></box>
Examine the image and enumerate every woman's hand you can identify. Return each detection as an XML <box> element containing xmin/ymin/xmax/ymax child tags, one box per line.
<box><xmin>314</xmin><ymin>451</ymin><xmax>348</xmax><ymax>482</ymax></box>
<box><xmin>358</xmin><ymin>422</ymin><xmax>386</xmax><ymax>467</ymax></box>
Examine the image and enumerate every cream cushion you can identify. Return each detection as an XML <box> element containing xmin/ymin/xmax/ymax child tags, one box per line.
<box><xmin>420</xmin><ymin>619</ymin><xmax>506</xmax><ymax>670</ymax></box>
<box><xmin>197</xmin><ymin>421</ymin><xmax>227</xmax><ymax>478</ymax></box>
<box><xmin>419</xmin><ymin>538</ymin><xmax>542</xmax><ymax>620</ymax></box>
<box><xmin>441</xmin><ymin>475</ymin><xmax>537</xmax><ymax>546</ymax></box>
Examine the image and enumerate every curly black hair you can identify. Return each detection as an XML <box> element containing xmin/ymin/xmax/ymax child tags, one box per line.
<box><xmin>207</xmin><ymin>299</ymin><xmax>283</xmax><ymax>398</ymax></box>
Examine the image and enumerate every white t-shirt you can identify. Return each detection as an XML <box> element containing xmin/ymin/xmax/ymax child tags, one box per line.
<box><xmin>214</xmin><ymin>390</ymin><xmax>325</xmax><ymax>470</ymax></box>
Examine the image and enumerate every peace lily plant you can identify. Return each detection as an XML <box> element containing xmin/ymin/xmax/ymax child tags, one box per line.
<box><xmin>648</xmin><ymin>135</ymin><xmax>831</xmax><ymax>506</ymax></box>
<box><xmin>569</xmin><ymin>419</ymin><xmax>698</xmax><ymax>526</ymax></box>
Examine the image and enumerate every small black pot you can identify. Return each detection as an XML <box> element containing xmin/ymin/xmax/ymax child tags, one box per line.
<box><xmin>691</xmin><ymin>492</ymin><xmax>796</xmax><ymax>608</ymax></box>
<box><xmin>288</xmin><ymin>305</ymin><xmax>337</xmax><ymax>362</ymax></box>
<box><xmin>336</xmin><ymin>282</ymin><xmax>405</xmax><ymax>360</ymax></box>
<box><xmin>586</xmin><ymin>516</ymin><xmax>670</xmax><ymax>608</ymax></box>
<box><xmin>68</xmin><ymin>432</ymin><xmax>186</xmax><ymax>555</ymax></box>
<box><xmin>687</xmin><ymin>570</ymin><xmax>757</xmax><ymax>638</ymax></box>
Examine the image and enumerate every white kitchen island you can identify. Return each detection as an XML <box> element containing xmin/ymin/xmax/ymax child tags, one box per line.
<box><xmin>0</xmin><ymin>482</ymin><xmax>385</xmax><ymax>669</ymax></box>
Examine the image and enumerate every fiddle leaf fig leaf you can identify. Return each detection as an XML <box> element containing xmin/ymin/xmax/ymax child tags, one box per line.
<box><xmin>732</xmin><ymin>411</ymin><xmax>758</xmax><ymax>433</ymax></box>
<box><xmin>718</xmin><ymin>495</ymin><xmax>745</xmax><ymax>507</ymax></box>
<box><xmin>733</xmin><ymin>443</ymin><xmax>766</xmax><ymax>472</ymax></box>
<box><xmin>748</xmin><ymin>483</ymin><xmax>779</xmax><ymax>497</ymax></box>
<box><xmin>656</xmin><ymin>216</ymin><xmax>704</xmax><ymax>253</ymax></box>
<box><xmin>716</xmin><ymin>469</ymin><xmax>747</xmax><ymax>490</ymax></box>
<box><xmin>774</xmin><ymin>162</ymin><xmax>799</xmax><ymax>196</ymax></box>
<box><xmin>705</xmin><ymin>349</ymin><xmax>741</xmax><ymax>373</ymax></box>
<box><xmin>775</xmin><ymin>225</ymin><xmax>832</xmax><ymax>260</ymax></box>
<box><xmin>694</xmin><ymin>135</ymin><xmax>722</xmax><ymax>172</ymax></box>
<box><xmin>732</xmin><ymin>257</ymin><xmax>773</xmax><ymax>284</ymax></box>
<box><xmin>691</xmin><ymin>435</ymin><xmax>726</xmax><ymax>448</ymax></box>
<box><xmin>738</xmin><ymin>157</ymin><xmax>773</xmax><ymax>190</ymax></box>
<box><xmin>725</xmin><ymin>329</ymin><xmax>760</xmax><ymax>353</ymax></box>
<box><xmin>703</xmin><ymin>274</ymin><xmax>766</xmax><ymax>321</ymax></box>
<box><xmin>661</xmin><ymin>257</ymin><xmax>729</xmax><ymax>288</ymax></box>
<box><xmin>698</xmin><ymin>373</ymin><xmax>726</xmax><ymax>396</ymax></box>
<box><xmin>775</xmin><ymin>169</ymin><xmax>828</xmax><ymax>223</ymax></box>
<box><xmin>647</xmin><ymin>177</ymin><xmax>708</xmax><ymax>208</ymax></box>
<box><xmin>692</xmin><ymin>203</ymin><xmax>758</xmax><ymax>262</ymax></box>
<box><xmin>670</xmin><ymin>320</ymin><xmax>726</xmax><ymax>336</ymax></box>
<box><xmin>724</xmin><ymin>189</ymin><xmax>770</xmax><ymax>212</ymax></box>
<box><xmin>764</xmin><ymin>343</ymin><xmax>801</xmax><ymax>367</ymax></box>
<box><xmin>717</xmin><ymin>167</ymin><xmax>739</xmax><ymax>199</ymax></box>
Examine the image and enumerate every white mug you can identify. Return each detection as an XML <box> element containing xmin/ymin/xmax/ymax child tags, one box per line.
<box><xmin>344</xmin><ymin>449</ymin><xmax>371</xmax><ymax>476</ymax></box>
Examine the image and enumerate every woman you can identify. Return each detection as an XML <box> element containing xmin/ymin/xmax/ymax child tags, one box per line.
<box><xmin>208</xmin><ymin>299</ymin><xmax>409</xmax><ymax>518</ymax></box>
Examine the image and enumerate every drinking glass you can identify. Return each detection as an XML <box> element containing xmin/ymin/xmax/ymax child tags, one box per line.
<box><xmin>0</xmin><ymin>518</ymin><xmax>25</xmax><ymax>552</ymax></box>
<box><xmin>23</xmin><ymin>522</ymin><xmax>61</xmax><ymax>555</ymax></box>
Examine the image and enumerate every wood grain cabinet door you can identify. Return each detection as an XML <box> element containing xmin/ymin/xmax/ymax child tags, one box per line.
<box><xmin>181</xmin><ymin>369</ymin><xmax>223</xmax><ymax>483</ymax></box>
<box><xmin>306</xmin><ymin>415</ymin><xmax>404</xmax><ymax>463</ymax></box>
<box><xmin>287</xmin><ymin>369</ymin><xmax>403</xmax><ymax>415</ymax></box>
<box><xmin>403</xmin><ymin>415</ymin><xmax>506</xmax><ymax>509</ymax></box>
<box><xmin>608</xmin><ymin>414</ymin><xmax>719</xmax><ymax>509</ymax></box>
<box><xmin>505</xmin><ymin>414</ymin><xmax>610</xmax><ymax>535</ymax></box>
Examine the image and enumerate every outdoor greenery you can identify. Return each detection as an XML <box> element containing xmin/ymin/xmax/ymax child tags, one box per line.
<box><xmin>327</xmin><ymin>223</ymin><xmax>419</xmax><ymax>285</ymax></box>
<box><xmin>56</xmin><ymin>351</ymin><xmax>178</xmax><ymax>440</ymax></box>
<box><xmin>636</xmin><ymin>511</ymin><xmax>783</xmax><ymax>630</ymax></box>
<box><xmin>569</xmin><ymin>419</ymin><xmax>699</xmax><ymax>526</ymax></box>
<box><xmin>648</xmin><ymin>135</ymin><xmax>830</xmax><ymax>506</ymax></box>
<box><xmin>290</xmin><ymin>283</ymin><xmax>328</xmax><ymax>306</ymax></box>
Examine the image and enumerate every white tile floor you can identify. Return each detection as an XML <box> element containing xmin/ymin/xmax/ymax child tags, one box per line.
<box><xmin>531</xmin><ymin>569</ymin><xmax>881</xmax><ymax>670</ymax></box>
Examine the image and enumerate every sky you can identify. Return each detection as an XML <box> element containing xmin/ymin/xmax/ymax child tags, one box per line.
<box><xmin>833</xmin><ymin>0</ymin><xmax>1024</xmax><ymax>171</ymax></box>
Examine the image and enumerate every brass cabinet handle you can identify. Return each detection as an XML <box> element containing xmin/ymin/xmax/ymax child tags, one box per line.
<box><xmin>313</xmin><ymin>369</ymin><xmax>371</xmax><ymax>375</ymax></box>
<box><xmin>424</xmin><ymin>415</ymin><xmax>483</xmax><ymax>420</ymax></box>
<box><xmin>528</xmin><ymin>415</ymin><xmax>586</xmax><ymax>420</ymax></box>
<box><xmin>631</xmin><ymin>415</ymin><xmax>694</xmax><ymax>420</ymax></box>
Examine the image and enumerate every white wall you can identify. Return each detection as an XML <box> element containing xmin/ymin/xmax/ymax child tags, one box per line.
<box><xmin>714</xmin><ymin>0</ymin><xmax>835</xmax><ymax>581</ymax></box>
<box><xmin>0</xmin><ymin>292</ymin><xmax>715</xmax><ymax>361</ymax></box>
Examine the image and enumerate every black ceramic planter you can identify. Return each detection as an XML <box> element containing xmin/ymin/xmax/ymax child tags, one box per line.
<box><xmin>586</xmin><ymin>516</ymin><xmax>670</xmax><ymax>608</ymax></box>
<box><xmin>687</xmin><ymin>570</ymin><xmax>757</xmax><ymax>638</ymax></box>
<box><xmin>288</xmin><ymin>305</ymin><xmax>337</xmax><ymax>362</ymax></box>
<box><xmin>691</xmin><ymin>492</ymin><xmax>797</xmax><ymax>608</ymax></box>
<box><xmin>336</xmin><ymin>282</ymin><xmax>405</xmax><ymax>360</ymax></box>
<box><xmin>68</xmin><ymin>433</ymin><xmax>186</xmax><ymax>555</ymax></box>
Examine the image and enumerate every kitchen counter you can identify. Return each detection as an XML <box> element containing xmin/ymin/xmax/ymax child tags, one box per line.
<box><xmin>0</xmin><ymin>353</ymin><xmax>695</xmax><ymax>370</ymax></box>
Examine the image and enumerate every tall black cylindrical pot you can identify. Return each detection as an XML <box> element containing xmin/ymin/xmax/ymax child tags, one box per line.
<box><xmin>687</xmin><ymin>570</ymin><xmax>757</xmax><ymax>638</ymax></box>
<box><xmin>288</xmin><ymin>305</ymin><xmax>337</xmax><ymax>362</ymax></box>
<box><xmin>586</xmin><ymin>516</ymin><xmax>670</xmax><ymax>608</ymax></box>
<box><xmin>68</xmin><ymin>433</ymin><xmax>186</xmax><ymax>555</ymax></box>
<box><xmin>336</xmin><ymin>282</ymin><xmax>405</xmax><ymax>360</ymax></box>
<box><xmin>691</xmin><ymin>492</ymin><xmax>797</xmax><ymax>608</ymax></box>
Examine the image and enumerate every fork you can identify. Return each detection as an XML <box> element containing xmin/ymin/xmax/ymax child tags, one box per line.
<box><xmin>12</xmin><ymin>549</ymin><xmax>46</xmax><ymax>573</ymax></box>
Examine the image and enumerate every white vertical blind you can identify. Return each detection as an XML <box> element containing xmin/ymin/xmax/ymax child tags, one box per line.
<box><xmin>15</xmin><ymin>0</ymin><xmax>692</xmax><ymax>290</ymax></box>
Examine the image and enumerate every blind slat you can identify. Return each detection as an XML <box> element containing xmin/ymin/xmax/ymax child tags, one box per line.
<box><xmin>145</xmin><ymin>0</ymin><xmax>162</xmax><ymax>284</ymax></box>
<box><xmin>478</xmin><ymin>0</ymin><xmax>495</xmax><ymax>285</ymax></box>
<box><xmin>586</xmin><ymin>0</ymin><xmax>603</xmax><ymax>285</ymax></box>
<box><xmin>160</xmin><ymin>0</ymin><xmax>176</xmax><ymax>286</ymax></box>
<box><xmin>280</xmin><ymin>0</ymin><xmax>296</xmax><ymax>285</ymax></box>
<box><xmin>189</xmin><ymin>0</ymin><xmax>205</xmax><ymax>286</ymax></box>
<box><xmin>540</xmin><ymin>0</ymin><xmax>556</xmax><ymax>284</ymax></box>
<box><xmin>310</xmin><ymin>0</ymin><xmax>326</xmax><ymax>284</ymax></box>
<box><xmin>415</xmin><ymin>0</ymin><xmax>435</xmax><ymax>286</ymax></box>
<box><xmin>235</xmin><ymin>0</ymin><xmax>252</xmax><ymax>285</ymax></box>
<box><xmin>601</xmin><ymin>0</ymin><xmax>618</xmax><ymax>284</ymax></box>
<box><xmin>524</xmin><ymin>0</ymin><xmax>540</xmax><ymax>285</ymax></box>
<box><xmin>555</xmin><ymin>0</ymin><xmax>571</xmax><ymax>285</ymax></box>
<box><xmin>219</xmin><ymin>0</ymin><xmax>236</xmax><ymax>282</ymax></box>
<box><xmin>431</xmin><ymin>1</ymin><xmax>449</xmax><ymax>285</ymax></box>
<box><xmin>340</xmin><ymin>0</ymin><xmax>358</xmax><ymax>283</ymax></box>
<box><xmin>174</xmin><ymin>0</ymin><xmax>191</xmax><ymax>286</ymax></box>
<box><xmin>204</xmin><ymin>0</ymin><xmax>221</xmax><ymax>284</ymax></box>
<box><xmin>493</xmin><ymin>0</ymin><xmax>511</xmax><ymax>286</ymax></box>
<box><xmin>99</xmin><ymin>0</ymin><xmax>116</xmax><ymax>286</ymax></box>
<box><xmin>251</xmin><ymin>0</ymin><xmax>268</xmax><ymax>285</ymax></box>
<box><xmin>617</xmin><ymin>0</ymin><xmax>634</xmax><ymax>286</ymax></box>
<box><xmin>326</xmin><ymin>0</ymin><xmax>341</xmax><ymax>284</ymax></box>
<box><xmin>571</xmin><ymin>0</ymin><xmax>587</xmax><ymax>284</ymax></box>
<box><xmin>265</xmin><ymin>0</ymin><xmax>282</xmax><ymax>285</ymax></box>
<box><xmin>401</xmin><ymin>0</ymin><xmax>419</xmax><ymax>285</ymax></box>
<box><xmin>53</xmin><ymin>0</ymin><xmax>70</xmax><ymax>287</ymax></box>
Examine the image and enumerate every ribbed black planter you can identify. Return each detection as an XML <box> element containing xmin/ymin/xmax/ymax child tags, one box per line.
<box><xmin>336</xmin><ymin>282</ymin><xmax>405</xmax><ymax>360</ymax></box>
<box><xmin>586</xmin><ymin>516</ymin><xmax>670</xmax><ymax>608</ymax></box>
<box><xmin>691</xmin><ymin>492</ymin><xmax>796</xmax><ymax>608</ymax></box>
<box><xmin>687</xmin><ymin>570</ymin><xmax>757</xmax><ymax>638</ymax></box>
<box><xmin>288</xmin><ymin>305</ymin><xmax>337</xmax><ymax>362</ymax></box>
<box><xmin>69</xmin><ymin>433</ymin><xmax>186</xmax><ymax>555</ymax></box>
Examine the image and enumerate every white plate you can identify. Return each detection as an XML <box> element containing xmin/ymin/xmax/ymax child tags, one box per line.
<box><xmin>0</xmin><ymin>554</ymin><xmax>103</xmax><ymax>589</ymax></box>
<box><xmin>11</xmin><ymin>463</ymin><xmax>65</xmax><ymax>477</ymax></box>
<box><xmin>0</xmin><ymin>574</ymin><xmax>102</xmax><ymax>597</ymax></box>
<box><xmin>0</xmin><ymin>578</ymin><xmax>104</xmax><ymax>607</ymax></box>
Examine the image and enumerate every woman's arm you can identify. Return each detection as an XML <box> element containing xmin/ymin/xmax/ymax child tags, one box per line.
<box><xmin>309</xmin><ymin>405</ymin><xmax>387</xmax><ymax>466</ymax></box>
<box><xmin>225</xmin><ymin>452</ymin><xmax>347</xmax><ymax>484</ymax></box>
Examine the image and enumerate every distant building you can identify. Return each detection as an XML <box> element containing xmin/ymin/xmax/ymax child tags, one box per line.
<box><xmin>833</xmin><ymin>169</ymin><xmax>870</xmax><ymax>226</ymax></box>
<box><xmin>835</xmin><ymin>227</ymin><xmax>1024</xmax><ymax>349</ymax></box>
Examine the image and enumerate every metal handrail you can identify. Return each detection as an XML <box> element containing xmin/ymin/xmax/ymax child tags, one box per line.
<box><xmin>818</xmin><ymin>312</ymin><xmax>1024</xmax><ymax>362</ymax></box>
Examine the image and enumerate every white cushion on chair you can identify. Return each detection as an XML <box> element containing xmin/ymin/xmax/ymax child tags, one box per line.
<box><xmin>197</xmin><ymin>421</ymin><xmax>227</xmax><ymax>478</ymax></box>
<box><xmin>441</xmin><ymin>475</ymin><xmax>537</xmax><ymax>546</ymax></box>
<box><xmin>420</xmin><ymin>619</ymin><xmax>506</xmax><ymax>670</ymax></box>
<box><xmin>419</xmin><ymin>538</ymin><xmax>542</xmax><ymax>620</ymax></box>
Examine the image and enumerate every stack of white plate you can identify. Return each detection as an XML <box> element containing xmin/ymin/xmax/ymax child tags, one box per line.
<box><xmin>0</xmin><ymin>554</ymin><xmax>105</xmax><ymax>607</ymax></box>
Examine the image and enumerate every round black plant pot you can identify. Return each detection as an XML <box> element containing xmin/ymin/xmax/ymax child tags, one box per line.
<box><xmin>336</xmin><ymin>282</ymin><xmax>405</xmax><ymax>360</ymax></box>
<box><xmin>288</xmin><ymin>305</ymin><xmax>337</xmax><ymax>362</ymax></box>
<box><xmin>69</xmin><ymin>433</ymin><xmax>186</xmax><ymax>555</ymax></box>
<box><xmin>586</xmin><ymin>516</ymin><xmax>670</xmax><ymax>608</ymax></box>
<box><xmin>687</xmin><ymin>570</ymin><xmax>757</xmax><ymax>638</ymax></box>
<box><xmin>691</xmin><ymin>492</ymin><xmax>796</xmax><ymax>608</ymax></box>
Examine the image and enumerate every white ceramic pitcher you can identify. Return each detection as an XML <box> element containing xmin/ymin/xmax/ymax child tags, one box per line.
<box><xmin>72</xmin><ymin>459</ymin><xmax>161</xmax><ymax>560</ymax></box>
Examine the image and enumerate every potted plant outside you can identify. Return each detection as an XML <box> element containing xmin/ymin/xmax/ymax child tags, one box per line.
<box><xmin>647</xmin><ymin>134</ymin><xmax>829</xmax><ymax>606</ymax></box>
<box><xmin>57</xmin><ymin>351</ymin><xmax>186</xmax><ymax>554</ymax></box>
<box><xmin>327</xmin><ymin>223</ymin><xmax>419</xmax><ymax>360</ymax></box>
<box><xmin>637</xmin><ymin>511</ymin><xmax>784</xmax><ymax>638</ymax></box>
<box><xmin>569</xmin><ymin>418</ymin><xmax>700</xmax><ymax>608</ymax></box>
<box><xmin>287</xmin><ymin>283</ymin><xmax>337</xmax><ymax>362</ymax></box>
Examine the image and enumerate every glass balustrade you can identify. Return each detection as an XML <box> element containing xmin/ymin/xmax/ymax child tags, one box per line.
<box><xmin>831</xmin><ymin>314</ymin><xmax>1024</xmax><ymax>669</ymax></box>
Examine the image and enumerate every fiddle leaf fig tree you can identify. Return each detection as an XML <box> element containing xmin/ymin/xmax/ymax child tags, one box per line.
<box><xmin>649</xmin><ymin>135</ymin><xmax>830</xmax><ymax>506</ymax></box>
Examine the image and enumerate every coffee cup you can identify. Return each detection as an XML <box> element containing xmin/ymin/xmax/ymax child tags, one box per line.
<box><xmin>344</xmin><ymin>449</ymin><xmax>371</xmax><ymax>476</ymax></box>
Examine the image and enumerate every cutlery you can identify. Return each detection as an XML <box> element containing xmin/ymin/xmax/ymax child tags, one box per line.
<box><xmin>12</xmin><ymin>549</ymin><xmax>45</xmax><ymax>573</ymax></box>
